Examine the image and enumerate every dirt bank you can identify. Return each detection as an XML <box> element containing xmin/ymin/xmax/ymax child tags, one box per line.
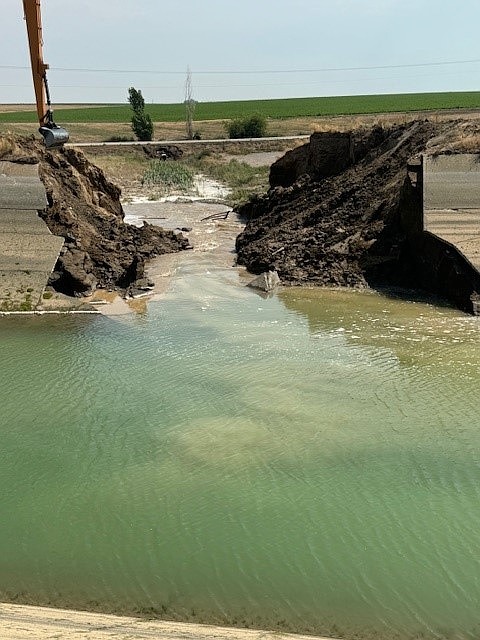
<box><xmin>0</xmin><ymin>135</ymin><xmax>190</xmax><ymax>296</ymax></box>
<box><xmin>235</xmin><ymin>119</ymin><xmax>480</xmax><ymax>294</ymax></box>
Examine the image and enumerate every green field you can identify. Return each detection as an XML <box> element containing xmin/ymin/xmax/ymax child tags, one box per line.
<box><xmin>0</xmin><ymin>91</ymin><xmax>479</xmax><ymax>124</ymax></box>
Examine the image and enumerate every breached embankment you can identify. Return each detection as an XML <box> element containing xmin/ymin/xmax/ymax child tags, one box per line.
<box><xmin>235</xmin><ymin>119</ymin><xmax>480</xmax><ymax>308</ymax></box>
<box><xmin>0</xmin><ymin>135</ymin><xmax>190</xmax><ymax>297</ymax></box>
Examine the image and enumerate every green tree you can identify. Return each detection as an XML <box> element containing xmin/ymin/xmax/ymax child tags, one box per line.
<box><xmin>128</xmin><ymin>87</ymin><xmax>153</xmax><ymax>141</ymax></box>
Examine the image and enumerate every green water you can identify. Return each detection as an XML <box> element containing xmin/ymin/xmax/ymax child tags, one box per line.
<box><xmin>2</xmin><ymin>256</ymin><xmax>480</xmax><ymax>639</ymax></box>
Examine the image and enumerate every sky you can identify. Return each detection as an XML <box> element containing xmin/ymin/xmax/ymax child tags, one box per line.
<box><xmin>1</xmin><ymin>0</ymin><xmax>480</xmax><ymax>105</ymax></box>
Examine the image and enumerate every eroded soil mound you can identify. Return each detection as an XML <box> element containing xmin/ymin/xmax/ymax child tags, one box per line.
<box><xmin>235</xmin><ymin>119</ymin><xmax>479</xmax><ymax>290</ymax></box>
<box><xmin>0</xmin><ymin>135</ymin><xmax>189</xmax><ymax>296</ymax></box>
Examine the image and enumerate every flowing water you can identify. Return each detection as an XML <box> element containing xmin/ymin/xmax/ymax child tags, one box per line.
<box><xmin>2</xmin><ymin>245</ymin><xmax>480</xmax><ymax>639</ymax></box>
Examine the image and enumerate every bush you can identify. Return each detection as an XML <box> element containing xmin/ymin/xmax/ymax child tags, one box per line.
<box><xmin>104</xmin><ymin>135</ymin><xmax>135</xmax><ymax>143</ymax></box>
<box><xmin>226</xmin><ymin>115</ymin><xmax>267</xmax><ymax>139</ymax></box>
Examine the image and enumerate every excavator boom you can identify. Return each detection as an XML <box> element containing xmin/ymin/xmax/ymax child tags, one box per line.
<box><xmin>22</xmin><ymin>0</ymin><xmax>69</xmax><ymax>147</ymax></box>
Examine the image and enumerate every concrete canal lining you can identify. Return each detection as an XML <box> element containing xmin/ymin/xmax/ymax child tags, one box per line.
<box><xmin>399</xmin><ymin>153</ymin><xmax>480</xmax><ymax>314</ymax></box>
<box><xmin>424</xmin><ymin>154</ymin><xmax>480</xmax><ymax>210</ymax></box>
<box><xmin>423</xmin><ymin>154</ymin><xmax>480</xmax><ymax>274</ymax></box>
<box><xmin>0</xmin><ymin>161</ymin><xmax>64</xmax><ymax>311</ymax></box>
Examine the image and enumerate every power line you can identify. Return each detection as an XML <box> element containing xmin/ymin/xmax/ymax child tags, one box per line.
<box><xmin>1</xmin><ymin>80</ymin><xmax>479</xmax><ymax>96</ymax></box>
<box><xmin>2</xmin><ymin>58</ymin><xmax>480</xmax><ymax>75</ymax></box>
<box><xmin>1</xmin><ymin>66</ymin><xmax>479</xmax><ymax>91</ymax></box>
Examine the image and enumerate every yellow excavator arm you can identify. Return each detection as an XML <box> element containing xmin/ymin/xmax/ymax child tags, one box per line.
<box><xmin>22</xmin><ymin>0</ymin><xmax>69</xmax><ymax>147</ymax></box>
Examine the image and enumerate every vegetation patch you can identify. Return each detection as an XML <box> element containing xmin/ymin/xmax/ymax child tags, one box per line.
<box><xmin>142</xmin><ymin>160</ymin><xmax>195</xmax><ymax>192</ymax></box>
<box><xmin>0</xmin><ymin>299</ymin><xmax>33</xmax><ymax>312</ymax></box>
<box><xmin>103</xmin><ymin>135</ymin><xmax>135</xmax><ymax>143</ymax></box>
<box><xmin>184</xmin><ymin>155</ymin><xmax>270</xmax><ymax>205</ymax></box>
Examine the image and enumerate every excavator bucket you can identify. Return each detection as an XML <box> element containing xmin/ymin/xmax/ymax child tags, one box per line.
<box><xmin>39</xmin><ymin>126</ymin><xmax>69</xmax><ymax>148</ymax></box>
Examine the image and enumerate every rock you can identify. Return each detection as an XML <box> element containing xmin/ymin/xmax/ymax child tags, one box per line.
<box><xmin>55</xmin><ymin>249</ymin><xmax>97</xmax><ymax>296</ymax></box>
<box><xmin>125</xmin><ymin>277</ymin><xmax>155</xmax><ymax>298</ymax></box>
<box><xmin>133</xmin><ymin>277</ymin><xmax>155</xmax><ymax>290</ymax></box>
<box><xmin>118</xmin><ymin>255</ymin><xmax>144</xmax><ymax>288</ymax></box>
<box><xmin>470</xmin><ymin>292</ymin><xmax>480</xmax><ymax>316</ymax></box>
<box><xmin>247</xmin><ymin>270</ymin><xmax>281</xmax><ymax>292</ymax></box>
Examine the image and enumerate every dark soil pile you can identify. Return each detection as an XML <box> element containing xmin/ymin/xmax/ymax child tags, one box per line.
<box><xmin>1</xmin><ymin>135</ymin><xmax>189</xmax><ymax>296</ymax></box>
<box><xmin>235</xmin><ymin>120</ymin><xmax>473</xmax><ymax>289</ymax></box>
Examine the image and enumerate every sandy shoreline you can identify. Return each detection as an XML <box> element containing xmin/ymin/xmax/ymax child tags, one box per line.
<box><xmin>0</xmin><ymin>603</ymin><xmax>336</xmax><ymax>640</ymax></box>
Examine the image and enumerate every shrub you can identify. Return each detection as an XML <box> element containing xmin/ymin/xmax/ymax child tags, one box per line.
<box><xmin>104</xmin><ymin>135</ymin><xmax>135</xmax><ymax>143</ymax></box>
<box><xmin>226</xmin><ymin>115</ymin><xmax>267</xmax><ymax>139</ymax></box>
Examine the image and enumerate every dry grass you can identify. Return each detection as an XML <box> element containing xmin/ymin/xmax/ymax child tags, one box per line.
<box><xmin>0</xmin><ymin>103</ymin><xmax>108</xmax><ymax>113</ymax></box>
<box><xmin>0</xmin><ymin>104</ymin><xmax>37</xmax><ymax>113</ymax></box>
<box><xmin>0</xmin><ymin>120</ymin><xmax>228</xmax><ymax>143</ymax></box>
<box><xmin>0</xmin><ymin>123</ymin><xmax>38</xmax><ymax>138</ymax></box>
<box><xmin>0</xmin><ymin>135</ymin><xmax>17</xmax><ymax>157</ymax></box>
<box><xmin>449</xmin><ymin>134</ymin><xmax>480</xmax><ymax>153</ymax></box>
<box><xmin>83</xmin><ymin>147</ymin><xmax>148</xmax><ymax>194</ymax></box>
<box><xmin>0</xmin><ymin>115</ymin><xmax>407</xmax><ymax>143</ymax></box>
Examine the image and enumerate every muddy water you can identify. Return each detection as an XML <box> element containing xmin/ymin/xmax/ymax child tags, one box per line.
<box><xmin>2</xmin><ymin>204</ymin><xmax>480</xmax><ymax>639</ymax></box>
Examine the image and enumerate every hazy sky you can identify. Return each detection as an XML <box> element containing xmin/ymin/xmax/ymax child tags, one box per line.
<box><xmin>1</xmin><ymin>0</ymin><xmax>479</xmax><ymax>104</ymax></box>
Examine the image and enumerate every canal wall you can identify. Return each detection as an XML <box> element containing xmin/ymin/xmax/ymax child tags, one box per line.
<box><xmin>424</xmin><ymin>154</ymin><xmax>480</xmax><ymax>210</ymax></box>
<box><xmin>399</xmin><ymin>154</ymin><xmax>480</xmax><ymax>314</ymax></box>
<box><xmin>0</xmin><ymin>161</ymin><xmax>64</xmax><ymax>311</ymax></box>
